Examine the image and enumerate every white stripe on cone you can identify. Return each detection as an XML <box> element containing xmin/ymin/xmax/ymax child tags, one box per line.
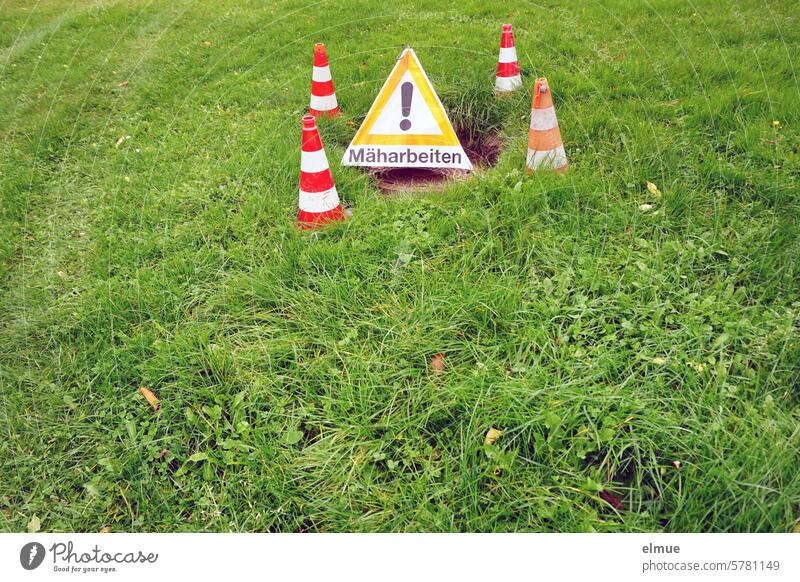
<box><xmin>310</xmin><ymin>93</ymin><xmax>338</xmax><ymax>111</ymax></box>
<box><xmin>299</xmin><ymin>186</ymin><xmax>340</xmax><ymax>213</ymax></box>
<box><xmin>496</xmin><ymin>75</ymin><xmax>522</xmax><ymax>92</ymax></box>
<box><xmin>312</xmin><ymin>65</ymin><xmax>332</xmax><ymax>83</ymax></box>
<box><xmin>526</xmin><ymin>145</ymin><xmax>567</xmax><ymax>170</ymax></box>
<box><xmin>300</xmin><ymin>148</ymin><xmax>330</xmax><ymax>173</ymax></box>
<box><xmin>529</xmin><ymin>106</ymin><xmax>559</xmax><ymax>131</ymax></box>
<box><xmin>498</xmin><ymin>46</ymin><xmax>518</xmax><ymax>64</ymax></box>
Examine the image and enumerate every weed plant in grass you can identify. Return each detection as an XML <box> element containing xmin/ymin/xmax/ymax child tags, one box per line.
<box><xmin>0</xmin><ymin>0</ymin><xmax>798</xmax><ymax>532</ymax></box>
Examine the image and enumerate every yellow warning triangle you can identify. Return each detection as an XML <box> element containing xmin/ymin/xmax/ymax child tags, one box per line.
<box><xmin>342</xmin><ymin>48</ymin><xmax>472</xmax><ymax>170</ymax></box>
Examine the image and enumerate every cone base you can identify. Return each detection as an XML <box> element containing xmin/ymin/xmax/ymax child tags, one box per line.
<box><xmin>298</xmin><ymin>205</ymin><xmax>345</xmax><ymax>229</ymax></box>
<box><xmin>495</xmin><ymin>75</ymin><xmax>522</xmax><ymax>93</ymax></box>
<box><xmin>309</xmin><ymin>107</ymin><xmax>340</xmax><ymax>118</ymax></box>
<box><xmin>526</xmin><ymin>164</ymin><xmax>568</xmax><ymax>175</ymax></box>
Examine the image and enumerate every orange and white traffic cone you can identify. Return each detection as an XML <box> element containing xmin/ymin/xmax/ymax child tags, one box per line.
<box><xmin>298</xmin><ymin>115</ymin><xmax>345</xmax><ymax>228</ymax></box>
<box><xmin>309</xmin><ymin>43</ymin><xmax>339</xmax><ymax>118</ymax></box>
<box><xmin>495</xmin><ymin>24</ymin><xmax>522</xmax><ymax>92</ymax></box>
<box><xmin>526</xmin><ymin>77</ymin><xmax>567</xmax><ymax>173</ymax></box>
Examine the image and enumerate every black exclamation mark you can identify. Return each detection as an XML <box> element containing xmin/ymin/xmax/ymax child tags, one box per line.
<box><xmin>399</xmin><ymin>82</ymin><xmax>413</xmax><ymax>131</ymax></box>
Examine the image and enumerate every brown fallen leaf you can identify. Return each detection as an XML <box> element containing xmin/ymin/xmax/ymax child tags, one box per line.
<box><xmin>484</xmin><ymin>427</ymin><xmax>502</xmax><ymax>446</ymax></box>
<box><xmin>430</xmin><ymin>353</ymin><xmax>446</xmax><ymax>374</ymax></box>
<box><xmin>139</xmin><ymin>386</ymin><xmax>159</xmax><ymax>411</ymax></box>
<box><xmin>599</xmin><ymin>490</ymin><xmax>625</xmax><ymax>511</ymax></box>
<box><xmin>99</xmin><ymin>526</ymin><xmax>111</xmax><ymax>533</ymax></box>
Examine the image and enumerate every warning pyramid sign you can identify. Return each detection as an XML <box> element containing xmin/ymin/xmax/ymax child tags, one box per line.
<box><xmin>342</xmin><ymin>48</ymin><xmax>472</xmax><ymax>170</ymax></box>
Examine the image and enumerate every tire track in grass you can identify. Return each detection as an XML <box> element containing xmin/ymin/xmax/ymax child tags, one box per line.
<box><xmin>0</xmin><ymin>1</ymin><xmax>121</xmax><ymax>72</ymax></box>
<box><xmin>0</xmin><ymin>0</ymin><xmax>188</xmax><ymax>532</ymax></box>
<box><xmin>0</xmin><ymin>0</ymin><xmax>128</xmax><ymax>284</ymax></box>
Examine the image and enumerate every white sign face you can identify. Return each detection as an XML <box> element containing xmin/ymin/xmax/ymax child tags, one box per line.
<box><xmin>342</xmin><ymin>48</ymin><xmax>472</xmax><ymax>170</ymax></box>
<box><xmin>367</xmin><ymin>71</ymin><xmax>443</xmax><ymax>136</ymax></box>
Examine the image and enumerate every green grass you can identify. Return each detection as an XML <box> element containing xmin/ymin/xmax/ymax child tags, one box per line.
<box><xmin>1</xmin><ymin>0</ymin><xmax>798</xmax><ymax>533</ymax></box>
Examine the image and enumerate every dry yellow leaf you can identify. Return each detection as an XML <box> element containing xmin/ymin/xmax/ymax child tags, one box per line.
<box><xmin>139</xmin><ymin>386</ymin><xmax>159</xmax><ymax>411</ymax></box>
<box><xmin>646</xmin><ymin>181</ymin><xmax>662</xmax><ymax>198</ymax></box>
<box><xmin>99</xmin><ymin>526</ymin><xmax>111</xmax><ymax>533</ymax></box>
<box><xmin>484</xmin><ymin>427</ymin><xmax>502</xmax><ymax>446</ymax></box>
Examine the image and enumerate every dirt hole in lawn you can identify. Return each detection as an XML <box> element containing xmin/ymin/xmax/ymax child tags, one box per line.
<box><xmin>371</xmin><ymin>125</ymin><xmax>505</xmax><ymax>194</ymax></box>
<box><xmin>366</xmin><ymin>82</ymin><xmax>512</xmax><ymax>194</ymax></box>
